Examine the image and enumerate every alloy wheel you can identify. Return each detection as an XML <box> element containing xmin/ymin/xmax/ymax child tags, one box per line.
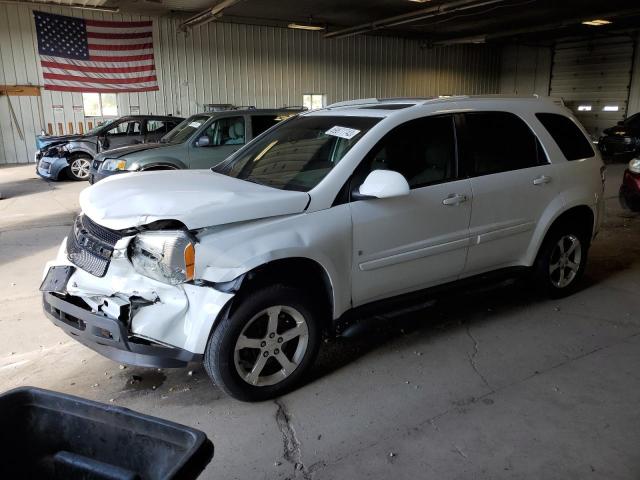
<box><xmin>233</xmin><ymin>305</ymin><xmax>309</xmax><ymax>387</ymax></box>
<box><xmin>549</xmin><ymin>234</ymin><xmax>582</xmax><ymax>288</ymax></box>
<box><xmin>70</xmin><ymin>158</ymin><xmax>91</xmax><ymax>179</ymax></box>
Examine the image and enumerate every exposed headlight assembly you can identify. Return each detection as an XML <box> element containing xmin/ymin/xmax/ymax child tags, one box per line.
<box><xmin>130</xmin><ymin>230</ymin><xmax>196</xmax><ymax>285</ymax></box>
<box><xmin>629</xmin><ymin>158</ymin><xmax>640</xmax><ymax>174</ymax></box>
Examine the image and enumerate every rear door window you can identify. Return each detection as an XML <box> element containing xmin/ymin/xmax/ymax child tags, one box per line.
<box><xmin>463</xmin><ymin>112</ymin><xmax>547</xmax><ymax>176</ymax></box>
<box><xmin>146</xmin><ymin>120</ymin><xmax>171</xmax><ymax>135</ymax></box>
<box><xmin>535</xmin><ymin>113</ymin><xmax>595</xmax><ymax>160</ymax></box>
<box><xmin>106</xmin><ymin>120</ymin><xmax>141</xmax><ymax>137</ymax></box>
<box><xmin>251</xmin><ymin>115</ymin><xmax>283</xmax><ymax>138</ymax></box>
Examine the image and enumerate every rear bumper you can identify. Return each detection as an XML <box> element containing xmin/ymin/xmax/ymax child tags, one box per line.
<box><xmin>599</xmin><ymin>136</ymin><xmax>639</xmax><ymax>156</ymax></box>
<box><xmin>43</xmin><ymin>292</ymin><xmax>200</xmax><ymax>368</ymax></box>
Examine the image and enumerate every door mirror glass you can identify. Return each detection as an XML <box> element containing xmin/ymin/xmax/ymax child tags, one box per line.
<box><xmin>358</xmin><ymin>170</ymin><xmax>410</xmax><ymax>199</ymax></box>
<box><xmin>196</xmin><ymin>136</ymin><xmax>211</xmax><ymax>147</ymax></box>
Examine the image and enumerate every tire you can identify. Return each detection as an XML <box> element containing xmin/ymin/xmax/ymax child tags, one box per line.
<box><xmin>67</xmin><ymin>154</ymin><xmax>92</xmax><ymax>181</ymax></box>
<box><xmin>203</xmin><ymin>285</ymin><xmax>322</xmax><ymax>401</ymax></box>
<box><xmin>620</xmin><ymin>186</ymin><xmax>640</xmax><ymax>213</ymax></box>
<box><xmin>532</xmin><ymin>222</ymin><xmax>590</xmax><ymax>298</ymax></box>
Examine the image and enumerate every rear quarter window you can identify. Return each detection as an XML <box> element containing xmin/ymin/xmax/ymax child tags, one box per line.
<box><xmin>535</xmin><ymin>113</ymin><xmax>595</xmax><ymax>161</ymax></box>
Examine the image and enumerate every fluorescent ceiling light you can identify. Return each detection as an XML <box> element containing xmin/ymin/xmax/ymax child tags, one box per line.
<box><xmin>288</xmin><ymin>23</ymin><xmax>325</xmax><ymax>31</ymax></box>
<box><xmin>603</xmin><ymin>105</ymin><xmax>619</xmax><ymax>112</ymax></box>
<box><xmin>578</xmin><ymin>105</ymin><xmax>592</xmax><ymax>111</ymax></box>
<box><xmin>582</xmin><ymin>19</ymin><xmax>612</xmax><ymax>26</ymax></box>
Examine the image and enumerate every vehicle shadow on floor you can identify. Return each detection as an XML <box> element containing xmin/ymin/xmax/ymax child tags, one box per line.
<box><xmin>306</xmin><ymin>220</ymin><xmax>640</xmax><ymax>387</ymax></box>
<box><xmin>0</xmin><ymin>176</ymin><xmax>76</xmax><ymax>200</ymax></box>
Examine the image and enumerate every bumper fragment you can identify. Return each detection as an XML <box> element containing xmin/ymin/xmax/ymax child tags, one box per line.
<box><xmin>43</xmin><ymin>292</ymin><xmax>202</xmax><ymax>368</ymax></box>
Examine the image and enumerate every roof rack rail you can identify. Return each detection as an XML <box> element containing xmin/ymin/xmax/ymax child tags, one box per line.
<box><xmin>327</xmin><ymin>98</ymin><xmax>381</xmax><ymax>108</ymax></box>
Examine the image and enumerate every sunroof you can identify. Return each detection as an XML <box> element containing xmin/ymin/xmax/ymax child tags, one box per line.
<box><xmin>359</xmin><ymin>104</ymin><xmax>415</xmax><ymax>110</ymax></box>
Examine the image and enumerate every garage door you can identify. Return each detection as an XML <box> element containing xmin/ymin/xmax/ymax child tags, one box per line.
<box><xmin>550</xmin><ymin>36</ymin><xmax>634</xmax><ymax>139</ymax></box>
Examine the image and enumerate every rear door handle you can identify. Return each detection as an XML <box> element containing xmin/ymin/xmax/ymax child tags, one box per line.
<box><xmin>533</xmin><ymin>175</ymin><xmax>551</xmax><ymax>185</ymax></box>
<box><xmin>442</xmin><ymin>193</ymin><xmax>468</xmax><ymax>206</ymax></box>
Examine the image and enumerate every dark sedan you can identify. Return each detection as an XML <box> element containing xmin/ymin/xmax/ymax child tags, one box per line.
<box><xmin>598</xmin><ymin>113</ymin><xmax>640</xmax><ymax>158</ymax></box>
<box><xmin>35</xmin><ymin>115</ymin><xmax>183</xmax><ymax>181</ymax></box>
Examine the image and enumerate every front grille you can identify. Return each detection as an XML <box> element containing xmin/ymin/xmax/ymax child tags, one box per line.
<box><xmin>67</xmin><ymin>215</ymin><xmax>124</xmax><ymax>277</ymax></box>
<box><xmin>92</xmin><ymin>160</ymin><xmax>101</xmax><ymax>170</ymax></box>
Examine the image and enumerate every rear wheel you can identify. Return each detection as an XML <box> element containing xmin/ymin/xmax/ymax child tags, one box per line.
<box><xmin>68</xmin><ymin>155</ymin><xmax>92</xmax><ymax>181</ymax></box>
<box><xmin>533</xmin><ymin>223</ymin><xmax>589</xmax><ymax>298</ymax></box>
<box><xmin>203</xmin><ymin>285</ymin><xmax>322</xmax><ymax>401</ymax></box>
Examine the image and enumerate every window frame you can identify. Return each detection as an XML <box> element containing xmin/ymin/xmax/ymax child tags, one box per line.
<box><xmin>303</xmin><ymin>93</ymin><xmax>327</xmax><ymax>111</ymax></box>
<box><xmin>458</xmin><ymin>111</ymin><xmax>549</xmax><ymax>178</ymax></box>
<box><xmin>82</xmin><ymin>92</ymin><xmax>118</xmax><ymax>118</ymax></box>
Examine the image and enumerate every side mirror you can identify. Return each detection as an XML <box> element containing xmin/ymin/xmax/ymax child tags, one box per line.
<box><xmin>357</xmin><ymin>170</ymin><xmax>410</xmax><ymax>199</ymax></box>
<box><xmin>617</xmin><ymin>120</ymin><xmax>624</xmax><ymax>126</ymax></box>
<box><xmin>196</xmin><ymin>136</ymin><xmax>210</xmax><ymax>147</ymax></box>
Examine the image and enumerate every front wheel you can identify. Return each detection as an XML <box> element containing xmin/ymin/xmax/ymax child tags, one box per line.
<box><xmin>203</xmin><ymin>285</ymin><xmax>322</xmax><ymax>401</ymax></box>
<box><xmin>533</xmin><ymin>224</ymin><xmax>589</xmax><ymax>298</ymax></box>
<box><xmin>68</xmin><ymin>155</ymin><xmax>92</xmax><ymax>181</ymax></box>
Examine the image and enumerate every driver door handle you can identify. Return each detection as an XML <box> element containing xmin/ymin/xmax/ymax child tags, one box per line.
<box><xmin>533</xmin><ymin>175</ymin><xmax>551</xmax><ymax>185</ymax></box>
<box><xmin>442</xmin><ymin>193</ymin><xmax>468</xmax><ymax>206</ymax></box>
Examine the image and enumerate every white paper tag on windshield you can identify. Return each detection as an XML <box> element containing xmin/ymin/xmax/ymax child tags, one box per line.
<box><xmin>188</xmin><ymin>121</ymin><xmax>203</xmax><ymax>128</ymax></box>
<box><xmin>325</xmin><ymin>126</ymin><xmax>360</xmax><ymax>140</ymax></box>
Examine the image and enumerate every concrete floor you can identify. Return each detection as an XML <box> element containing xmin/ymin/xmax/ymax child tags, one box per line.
<box><xmin>0</xmin><ymin>163</ymin><xmax>639</xmax><ymax>479</ymax></box>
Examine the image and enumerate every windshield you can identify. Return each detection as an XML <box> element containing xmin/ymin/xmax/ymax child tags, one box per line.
<box><xmin>161</xmin><ymin>115</ymin><xmax>210</xmax><ymax>144</ymax></box>
<box><xmin>86</xmin><ymin>119</ymin><xmax>116</xmax><ymax>136</ymax></box>
<box><xmin>213</xmin><ymin>115</ymin><xmax>380</xmax><ymax>192</ymax></box>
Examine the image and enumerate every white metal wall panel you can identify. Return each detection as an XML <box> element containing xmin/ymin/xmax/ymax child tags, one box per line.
<box><xmin>550</xmin><ymin>37</ymin><xmax>634</xmax><ymax>138</ymax></box>
<box><xmin>627</xmin><ymin>33</ymin><xmax>640</xmax><ymax>117</ymax></box>
<box><xmin>0</xmin><ymin>3</ymin><xmax>500</xmax><ymax>165</ymax></box>
<box><xmin>499</xmin><ymin>44</ymin><xmax>552</xmax><ymax>96</ymax></box>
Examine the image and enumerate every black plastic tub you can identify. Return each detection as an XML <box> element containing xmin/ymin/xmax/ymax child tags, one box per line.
<box><xmin>0</xmin><ymin>387</ymin><xmax>213</xmax><ymax>480</ymax></box>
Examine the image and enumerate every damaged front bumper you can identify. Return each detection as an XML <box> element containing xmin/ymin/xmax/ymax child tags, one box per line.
<box><xmin>36</xmin><ymin>155</ymin><xmax>69</xmax><ymax>181</ymax></box>
<box><xmin>42</xmin><ymin>237</ymin><xmax>235</xmax><ymax>368</ymax></box>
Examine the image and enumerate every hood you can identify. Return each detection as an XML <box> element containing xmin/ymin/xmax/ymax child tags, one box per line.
<box><xmin>36</xmin><ymin>134</ymin><xmax>85</xmax><ymax>150</ymax></box>
<box><xmin>79</xmin><ymin>169</ymin><xmax>310</xmax><ymax>230</ymax></box>
<box><xmin>96</xmin><ymin>142</ymin><xmax>166</xmax><ymax>160</ymax></box>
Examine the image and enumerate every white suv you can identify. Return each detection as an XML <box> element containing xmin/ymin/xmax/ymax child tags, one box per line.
<box><xmin>42</xmin><ymin>96</ymin><xmax>605</xmax><ymax>401</ymax></box>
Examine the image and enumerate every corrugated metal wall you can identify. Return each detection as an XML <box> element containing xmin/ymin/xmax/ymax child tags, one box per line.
<box><xmin>0</xmin><ymin>2</ymin><xmax>501</xmax><ymax>165</ymax></box>
<box><xmin>550</xmin><ymin>37</ymin><xmax>634</xmax><ymax>138</ymax></box>
<box><xmin>499</xmin><ymin>44</ymin><xmax>552</xmax><ymax>96</ymax></box>
<box><xmin>626</xmin><ymin>33</ymin><xmax>640</xmax><ymax>117</ymax></box>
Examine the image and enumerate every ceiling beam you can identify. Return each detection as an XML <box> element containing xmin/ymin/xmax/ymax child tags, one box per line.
<box><xmin>432</xmin><ymin>6</ymin><xmax>640</xmax><ymax>44</ymax></box>
<box><xmin>0</xmin><ymin>0</ymin><xmax>119</xmax><ymax>13</ymax></box>
<box><xmin>179</xmin><ymin>0</ymin><xmax>244</xmax><ymax>31</ymax></box>
<box><xmin>324</xmin><ymin>0</ymin><xmax>508</xmax><ymax>39</ymax></box>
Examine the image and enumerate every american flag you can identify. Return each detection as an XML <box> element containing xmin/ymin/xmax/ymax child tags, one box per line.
<box><xmin>34</xmin><ymin>11</ymin><xmax>159</xmax><ymax>93</ymax></box>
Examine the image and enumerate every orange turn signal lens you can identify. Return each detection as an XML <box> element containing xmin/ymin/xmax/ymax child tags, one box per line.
<box><xmin>184</xmin><ymin>242</ymin><xmax>195</xmax><ymax>281</ymax></box>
